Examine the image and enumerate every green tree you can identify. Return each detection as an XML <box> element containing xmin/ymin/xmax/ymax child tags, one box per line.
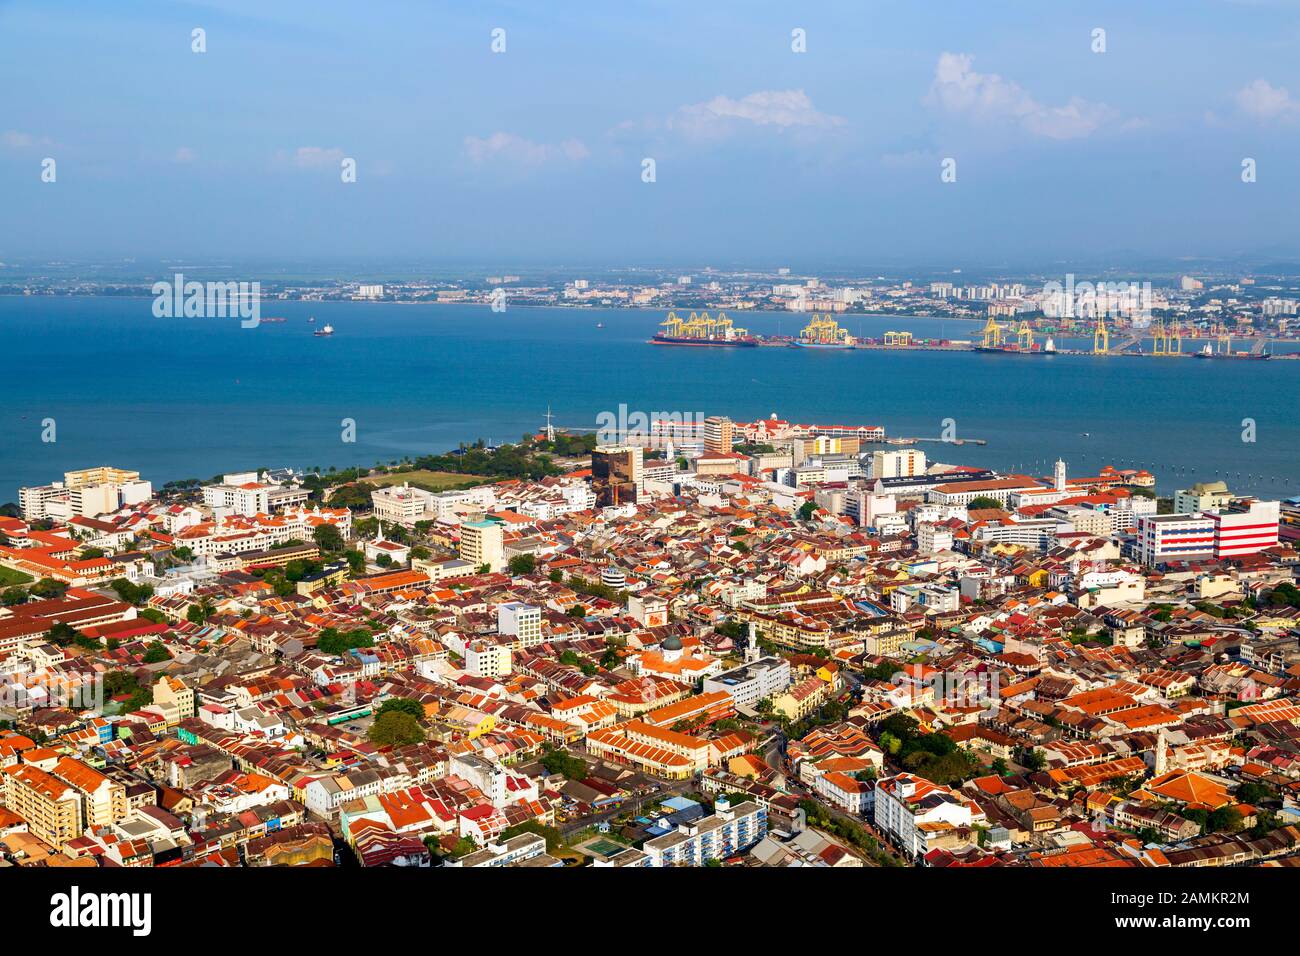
<box><xmin>368</xmin><ymin>710</ymin><xmax>426</xmax><ymax>747</ymax></box>
<box><xmin>47</xmin><ymin>622</ymin><xmax>81</xmax><ymax>645</ymax></box>
<box><xmin>1206</xmin><ymin>806</ymin><xmax>1244</xmax><ymax>834</ymax></box>
<box><xmin>317</xmin><ymin>627</ymin><xmax>374</xmax><ymax>656</ymax></box>
<box><xmin>499</xmin><ymin>819</ymin><xmax>564</xmax><ymax>852</ymax></box>
<box><xmin>312</xmin><ymin>522</ymin><xmax>345</xmax><ymax>554</ymax></box>
<box><xmin>508</xmin><ymin>553</ymin><xmax>536</xmax><ymax>575</ymax></box>
<box><xmin>2</xmin><ymin>586</ymin><xmax>26</xmax><ymax>606</ymax></box>
<box><xmin>1015</xmin><ymin>746</ymin><xmax>1047</xmax><ymax>772</ymax></box>
<box><xmin>540</xmin><ymin>747</ymin><xmax>588</xmax><ymax>781</ymax></box>
<box><xmin>967</xmin><ymin>496</ymin><xmax>1002</xmax><ymax>511</ymax></box>
<box><xmin>30</xmin><ymin>577</ymin><xmax>68</xmax><ymax>599</ymax></box>
<box><xmin>376</xmin><ymin>697</ymin><xmax>425</xmax><ymax>720</ymax></box>
<box><xmin>142</xmin><ymin>642</ymin><xmax>171</xmax><ymax>664</ymax></box>
<box><xmin>110</xmin><ymin>578</ymin><xmax>154</xmax><ymax>606</ymax></box>
<box><xmin>797</xmin><ymin>501</ymin><xmax>818</xmax><ymax>521</ymax></box>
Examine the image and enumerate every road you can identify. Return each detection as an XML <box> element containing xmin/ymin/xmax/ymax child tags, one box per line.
<box><xmin>758</xmin><ymin>715</ymin><xmax>909</xmax><ymax>866</ymax></box>
<box><xmin>556</xmin><ymin>780</ymin><xmax>693</xmax><ymax>837</ymax></box>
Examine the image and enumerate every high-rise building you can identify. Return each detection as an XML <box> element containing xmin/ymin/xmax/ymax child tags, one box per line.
<box><xmin>63</xmin><ymin>466</ymin><xmax>140</xmax><ymax>489</ymax></box>
<box><xmin>497</xmin><ymin>601</ymin><xmax>542</xmax><ymax>647</ymax></box>
<box><xmin>18</xmin><ymin>482</ymin><xmax>66</xmax><ymax>520</ymax></box>
<box><xmin>591</xmin><ymin>445</ymin><xmax>643</xmax><ymax>507</ymax></box>
<box><xmin>1174</xmin><ymin>481</ymin><xmax>1233</xmax><ymax>515</ymax></box>
<box><xmin>20</xmin><ymin>467</ymin><xmax>150</xmax><ymax>520</ymax></box>
<box><xmin>459</xmin><ymin>520</ymin><xmax>504</xmax><ymax>573</ymax></box>
<box><xmin>2</xmin><ymin>764</ymin><xmax>84</xmax><ymax>848</ymax></box>
<box><xmin>872</xmin><ymin>449</ymin><xmax>927</xmax><ymax>479</ymax></box>
<box><xmin>1136</xmin><ymin>513</ymin><xmax>1216</xmax><ymax>566</ymax></box>
<box><xmin>1207</xmin><ymin>500</ymin><xmax>1280</xmax><ymax>560</ymax></box>
<box><xmin>703</xmin><ymin>417</ymin><xmax>735</xmax><ymax>456</ymax></box>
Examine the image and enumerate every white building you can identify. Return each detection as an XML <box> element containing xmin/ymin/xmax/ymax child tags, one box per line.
<box><xmin>203</xmin><ymin>481</ymin><xmax>270</xmax><ymax>516</ymax></box>
<box><xmin>459</xmin><ymin>520</ymin><xmax>504</xmax><ymax>572</ymax></box>
<box><xmin>1207</xmin><ymin>500</ymin><xmax>1280</xmax><ymax>560</ymax></box>
<box><xmin>871</xmin><ymin>449</ymin><xmax>927</xmax><ymax>480</ymax></box>
<box><xmin>873</xmin><ymin>773</ymin><xmax>974</xmax><ymax>859</ymax></box>
<box><xmin>1136</xmin><ymin>512</ymin><xmax>1217</xmax><ymax>566</ymax></box>
<box><xmin>642</xmin><ymin>798</ymin><xmax>767</xmax><ymax>866</ymax></box>
<box><xmin>497</xmin><ymin>602</ymin><xmax>542</xmax><ymax>647</ymax></box>
<box><xmin>702</xmin><ymin>657</ymin><xmax>792</xmax><ymax>709</ymax></box>
<box><xmin>465</xmin><ymin>640</ymin><xmax>512</xmax><ymax>679</ymax></box>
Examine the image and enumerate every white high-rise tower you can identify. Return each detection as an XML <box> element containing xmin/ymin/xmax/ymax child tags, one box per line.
<box><xmin>1054</xmin><ymin>458</ymin><xmax>1067</xmax><ymax>492</ymax></box>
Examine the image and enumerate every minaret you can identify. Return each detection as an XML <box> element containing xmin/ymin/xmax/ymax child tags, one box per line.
<box><xmin>1154</xmin><ymin>726</ymin><xmax>1168</xmax><ymax>776</ymax></box>
<box><xmin>1054</xmin><ymin>458</ymin><xmax>1067</xmax><ymax>492</ymax></box>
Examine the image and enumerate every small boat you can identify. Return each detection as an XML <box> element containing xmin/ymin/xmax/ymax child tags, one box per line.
<box><xmin>308</xmin><ymin>316</ymin><xmax>316</xmax><ymax>323</ymax></box>
<box><xmin>1080</xmin><ymin>432</ymin><xmax>1090</xmax><ymax>438</ymax></box>
<box><xmin>596</xmin><ymin>322</ymin><xmax>604</xmax><ymax>329</ymax></box>
<box><xmin>313</xmin><ymin>324</ymin><xmax>335</xmax><ymax>337</ymax></box>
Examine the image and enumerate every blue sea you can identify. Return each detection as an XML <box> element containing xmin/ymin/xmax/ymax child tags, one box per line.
<box><xmin>0</xmin><ymin>296</ymin><xmax>1297</xmax><ymax>501</ymax></box>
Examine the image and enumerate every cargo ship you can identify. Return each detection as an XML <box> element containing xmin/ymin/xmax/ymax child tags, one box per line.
<box><xmin>1194</xmin><ymin>344</ymin><xmax>1268</xmax><ymax>360</ymax></box>
<box><xmin>972</xmin><ymin>319</ymin><xmax>1050</xmax><ymax>354</ymax></box>
<box><xmin>973</xmin><ymin>342</ymin><xmax>1054</xmax><ymax>355</ymax></box>
<box><xmin>792</xmin><ymin>314</ymin><xmax>856</xmax><ymax>349</ymax></box>
<box><xmin>651</xmin><ymin>310</ymin><xmax>758</xmax><ymax>347</ymax></box>
<box><xmin>313</xmin><ymin>323</ymin><xmax>335</xmax><ymax>337</ymax></box>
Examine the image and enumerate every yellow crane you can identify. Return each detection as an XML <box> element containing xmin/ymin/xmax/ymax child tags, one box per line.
<box><xmin>884</xmin><ymin>330</ymin><xmax>912</xmax><ymax>347</ymax></box>
<box><xmin>1017</xmin><ymin>321</ymin><xmax>1034</xmax><ymax>350</ymax></box>
<box><xmin>1216</xmin><ymin>324</ymin><xmax>1232</xmax><ymax>354</ymax></box>
<box><xmin>980</xmin><ymin>316</ymin><xmax>1004</xmax><ymax>349</ymax></box>
<box><xmin>800</xmin><ymin>314</ymin><xmax>851</xmax><ymax>345</ymax></box>
<box><xmin>1093</xmin><ymin>317</ymin><xmax>1110</xmax><ymax>354</ymax></box>
<box><xmin>1152</xmin><ymin>320</ymin><xmax>1182</xmax><ymax>355</ymax></box>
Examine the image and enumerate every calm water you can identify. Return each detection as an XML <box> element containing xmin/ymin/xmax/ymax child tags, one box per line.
<box><xmin>0</xmin><ymin>296</ymin><xmax>1297</xmax><ymax>501</ymax></box>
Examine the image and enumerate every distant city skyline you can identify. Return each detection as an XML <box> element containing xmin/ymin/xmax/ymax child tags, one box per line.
<box><xmin>5</xmin><ymin>0</ymin><xmax>1300</xmax><ymax>265</ymax></box>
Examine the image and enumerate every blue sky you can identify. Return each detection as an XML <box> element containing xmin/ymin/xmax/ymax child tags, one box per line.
<box><xmin>4</xmin><ymin>0</ymin><xmax>1300</xmax><ymax>267</ymax></box>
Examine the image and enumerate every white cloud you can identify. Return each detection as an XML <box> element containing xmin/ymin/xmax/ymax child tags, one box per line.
<box><xmin>1236</xmin><ymin>79</ymin><xmax>1299</xmax><ymax>121</ymax></box>
<box><xmin>926</xmin><ymin>53</ymin><xmax>1118</xmax><ymax>140</ymax></box>
<box><xmin>669</xmin><ymin>89</ymin><xmax>844</xmax><ymax>137</ymax></box>
<box><xmin>288</xmin><ymin>146</ymin><xmax>346</xmax><ymax>168</ymax></box>
<box><xmin>2</xmin><ymin>130</ymin><xmax>49</xmax><ymax>150</ymax></box>
<box><xmin>463</xmin><ymin>132</ymin><xmax>589</xmax><ymax>165</ymax></box>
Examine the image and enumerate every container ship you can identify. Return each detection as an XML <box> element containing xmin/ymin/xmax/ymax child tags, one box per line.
<box><xmin>651</xmin><ymin>310</ymin><xmax>758</xmax><ymax>347</ymax></box>
<box><xmin>1194</xmin><ymin>344</ymin><xmax>1268</xmax><ymax>360</ymax></box>
<box><xmin>973</xmin><ymin>341</ymin><xmax>1053</xmax><ymax>355</ymax></box>
<box><xmin>972</xmin><ymin>319</ymin><xmax>1052</xmax><ymax>354</ymax></box>
<box><xmin>792</xmin><ymin>314</ymin><xmax>856</xmax><ymax>349</ymax></box>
